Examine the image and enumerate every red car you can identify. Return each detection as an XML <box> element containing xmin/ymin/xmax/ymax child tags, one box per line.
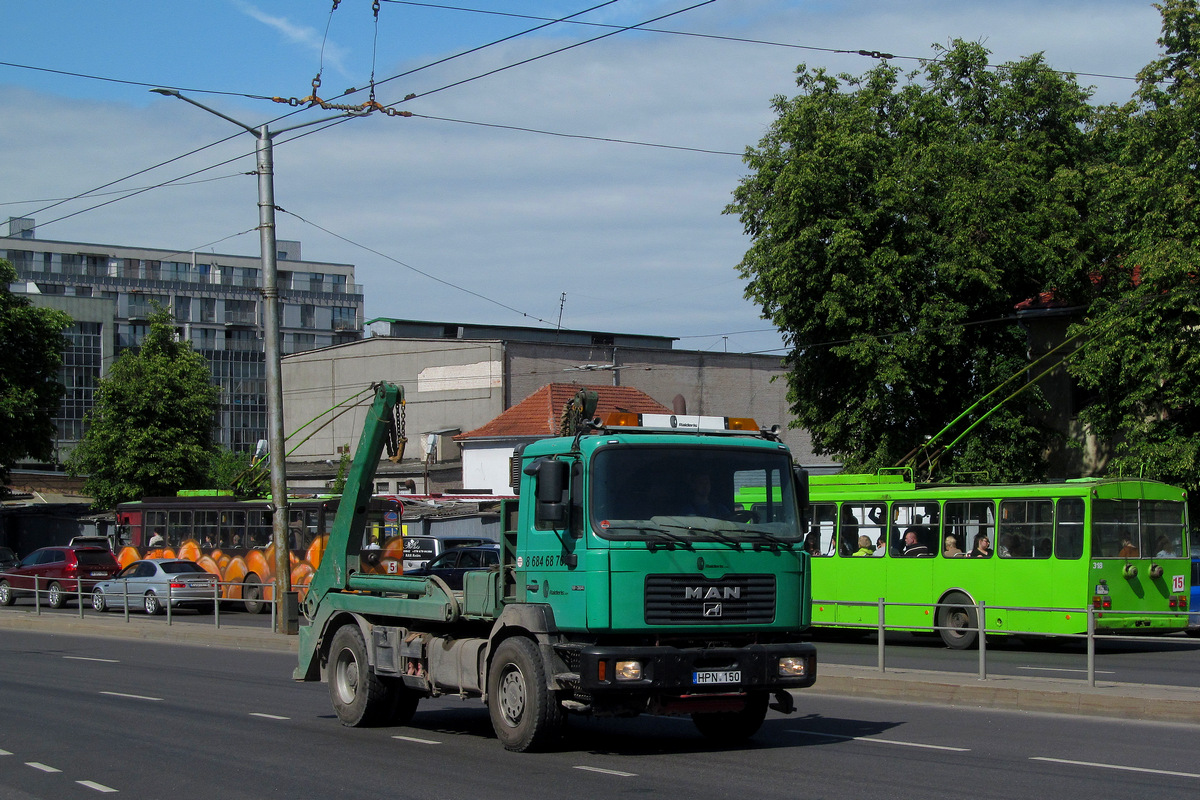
<box><xmin>0</xmin><ymin>546</ymin><xmax>120</xmax><ymax>609</ymax></box>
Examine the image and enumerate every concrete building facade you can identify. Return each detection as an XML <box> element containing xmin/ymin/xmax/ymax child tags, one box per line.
<box><xmin>281</xmin><ymin>323</ymin><xmax>833</xmax><ymax>492</ymax></box>
<box><xmin>2</xmin><ymin>217</ymin><xmax>364</xmax><ymax>461</ymax></box>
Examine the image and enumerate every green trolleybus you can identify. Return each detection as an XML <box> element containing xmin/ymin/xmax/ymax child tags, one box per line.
<box><xmin>782</xmin><ymin>472</ymin><xmax>1190</xmax><ymax>648</ymax></box>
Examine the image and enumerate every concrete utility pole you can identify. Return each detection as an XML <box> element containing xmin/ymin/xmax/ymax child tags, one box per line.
<box><xmin>151</xmin><ymin>88</ymin><xmax>357</xmax><ymax>634</ymax></box>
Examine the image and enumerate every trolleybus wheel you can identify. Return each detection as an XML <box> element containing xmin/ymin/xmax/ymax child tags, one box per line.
<box><xmin>937</xmin><ymin>592</ymin><xmax>978</xmax><ymax>650</ymax></box>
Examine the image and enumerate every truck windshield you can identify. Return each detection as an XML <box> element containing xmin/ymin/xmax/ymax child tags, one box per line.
<box><xmin>590</xmin><ymin>445</ymin><xmax>801</xmax><ymax>544</ymax></box>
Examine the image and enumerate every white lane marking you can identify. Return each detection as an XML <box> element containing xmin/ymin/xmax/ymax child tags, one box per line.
<box><xmin>1017</xmin><ymin>666</ymin><xmax>1115</xmax><ymax>675</ymax></box>
<box><xmin>392</xmin><ymin>735</ymin><xmax>441</xmax><ymax>745</ymax></box>
<box><xmin>574</xmin><ymin>766</ymin><xmax>637</xmax><ymax>777</ymax></box>
<box><xmin>26</xmin><ymin>762</ymin><xmax>62</xmax><ymax>773</ymax></box>
<box><xmin>0</xmin><ymin>749</ymin><xmax>11</xmax><ymax>756</ymax></box>
<box><xmin>1032</xmin><ymin>757</ymin><xmax>1200</xmax><ymax>779</ymax></box>
<box><xmin>99</xmin><ymin>691</ymin><xmax>162</xmax><ymax>702</ymax></box>
<box><xmin>788</xmin><ymin>729</ymin><xmax>970</xmax><ymax>752</ymax></box>
<box><xmin>65</xmin><ymin>656</ymin><xmax>120</xmax><ymax>664</ymax></box>
<box><xmin>77</xmin><ymin>780</ymin><xmax>119</xmax><ymax>793</ymax></box>
<box><xmin>249</xmin><ymin>713</ymin><xmax>290</xmax><ymax>720</ymax></box>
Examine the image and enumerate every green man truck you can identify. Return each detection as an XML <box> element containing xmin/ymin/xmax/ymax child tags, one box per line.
<box><xmin>295</xmin><ymin>382</ymin><xmax>817</xmax><ymax>751</ymax></box>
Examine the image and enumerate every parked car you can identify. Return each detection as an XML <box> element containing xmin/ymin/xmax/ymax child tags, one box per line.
<box><xmin>0</xmin><ymin>546</ymin><xmax>18</xmax><ymax>572</ymax></box>
<box><xmin>389</xmin><ymin>534</ymin><xmax>495</xmax><ymax>572</ymax></box>
<box><xmin>68</xmin><ymin>535</ymin><xmax>113</xmax><ymax>550</ymax></box>
<box><xmin>91</xmin><ymin>559</ymin><xmax>218</xmax><ymax>615</ymax></box>
<box><xmin>0</xmin><ymin>546</ymin><xmax>120</xmax><ymax>608</ymax></box>
<box><xmin>403</xmin><ymin>544</ymin><xmax>500</xmax><ymax>590</ymax></box>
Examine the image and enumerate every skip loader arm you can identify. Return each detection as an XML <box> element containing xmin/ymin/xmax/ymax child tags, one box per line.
<box><xmin>298</xmin><ymin>381</ymin><xmax>402</xmax><ymax>621</ymax></box>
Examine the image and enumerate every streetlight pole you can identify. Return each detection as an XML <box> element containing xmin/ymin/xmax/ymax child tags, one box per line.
<box><xmin>152</xmin><ymin>88</ymin><xmax>357</xmax><ymax>633</ymax></box>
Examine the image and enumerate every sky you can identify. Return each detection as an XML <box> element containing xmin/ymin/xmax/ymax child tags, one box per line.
<box><xmin>0</xmin><ymin>1</ymin><xmax>1170</xmax><ymax>355</ymax></box>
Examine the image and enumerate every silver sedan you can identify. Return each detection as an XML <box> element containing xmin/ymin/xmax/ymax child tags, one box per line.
<box><xmin>91</xmin><ymin>559</ymin><xmax>218</xmax><ymax>615</ymax></box>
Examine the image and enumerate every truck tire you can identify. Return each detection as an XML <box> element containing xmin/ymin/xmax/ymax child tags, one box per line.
<box><xmin>487</xmin><ymin>636</ymin><xmax>563</xmax><ymax>752</ymax></box>
<box><xmin>692</xmin><ymin>690</ymin><xmax>769</xmax><ymax>742</ymax></box>
<box><xmin>936</xmin><ymin>592</ymin><xmax>978</xmax><ymax>650</ymax></box>
<box><xmin>387</xmin><ymin>679</ymin><xmax>420</xmax><ymax>725</ymax></box>
<box><xmin>329</xmin><ymin>625</ymin><xmax>393</xmax><ymax>727</ymax></box>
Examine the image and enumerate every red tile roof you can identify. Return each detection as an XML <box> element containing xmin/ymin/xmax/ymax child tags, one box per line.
<box><xmin>458</xmin><ymin>383</ymin><xmax>673</xmax><ymax>440</ymax></box>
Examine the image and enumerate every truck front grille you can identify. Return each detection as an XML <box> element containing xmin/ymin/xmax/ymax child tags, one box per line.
<box><xmin>644</xmin><ymin>574</ymin><xmax>775</xmax><ymax>625</ymax></box>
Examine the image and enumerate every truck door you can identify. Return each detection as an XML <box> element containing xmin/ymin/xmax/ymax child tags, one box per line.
<box><xmin>520</xmin><ymin>456</ymin><xmax>587</xmax><ymax>629</ymax></box>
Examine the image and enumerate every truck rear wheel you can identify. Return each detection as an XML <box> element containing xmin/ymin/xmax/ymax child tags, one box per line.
<box><xmin>328</xmin><ymin>625</ymin><xmax>392</xmax><ymax>727</ymax></box>
<box><xmin>487</xmin><ymin>637</ymin><xmax>563</xmax><ymax>752</ymax></box>
<box><xmin>692</xmin><ymin>690</ymin><xmax>769</xmax><ymax>742</ymax></box>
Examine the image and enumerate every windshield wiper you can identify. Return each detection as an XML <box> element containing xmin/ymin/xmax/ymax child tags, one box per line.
<box><xmin>656</xmin><ymin>520</ymin><xmax>744</xmax><ymax>551</ymax></box>
<box><xmin>744</xmin><ymin>527</ymin><xmax>797</xmax><ymax>551</ymax></box>
<box><xmin>600</xmin><ymin>522</ymin><xmax>694</xmax><ymax>552</ymax></box>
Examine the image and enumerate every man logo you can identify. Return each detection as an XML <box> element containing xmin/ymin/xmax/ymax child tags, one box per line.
<box><xmin>703</xmin><ymin>603</ymin><xmax>723</xmax><ymax>617</ymax></box>
<box><xmin>684</xmin><ymin>586</ymin><xmax>741</xmax><ymax>600</ymax></box>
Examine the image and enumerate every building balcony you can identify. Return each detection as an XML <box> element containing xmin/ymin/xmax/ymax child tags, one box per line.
<box><xmin>224</xmin><ymin>311</ymin><xmax>258</xmax><ymax>326</ymax></box>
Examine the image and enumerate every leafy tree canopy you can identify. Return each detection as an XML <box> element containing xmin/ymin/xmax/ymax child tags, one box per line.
<box><xmin>0</xmin><ymin>258</ymin><xmax>71</xmax><ymax>488</ymax></box>
<box><xmin>67</xmin><ymin>308</ymin><xmax>220</xmax><ymax>508</ymax></box>
<box><xmin>727</xmin><ymin>40</ymin><xmax>1099</xmax><ymax>480</ymax></box>
<box><xmin>1068</xmin><ymin>0</ymin><xmax>1200</xmax><ymax>496</ymax></box>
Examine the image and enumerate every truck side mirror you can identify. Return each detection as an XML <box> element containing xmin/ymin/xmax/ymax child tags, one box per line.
<box><xmin>524</xmin><ymin>458</ymin><xmax>569</xmax><ymax>526</ymax></box>
<box><xmin>792</xmin><ymin>466</ymin><xmax>810</xmax><ymax>514</ymax></box>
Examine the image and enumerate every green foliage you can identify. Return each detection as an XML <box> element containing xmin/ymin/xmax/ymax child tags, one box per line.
<box><xmin>330</xmin><ymin>447</ymin><xmax>351</xmax><ymax>494</ymax></box>
<box><xmin>1067</xmin><ymin>0</ymin><xmax>1200</xmax><ymax>496</ymax></box>
<box><xmin>727</xmin><ymin>41</ymin><xmax>1093</xmax><ymax>479</ymax></box>
<box><xmin>205</xmin><ymin>447</ymin><xmax>253</xmax><ymax>493</ymax></box>
<box><xmin>0</xmin><ymin>258</ymin><xmax>71</xmax><ymax>487</ymax></box>
<box><xmin>67</xmin><ymin>308</ymin><xmax>219</xmax><ymax>508</ymax></box>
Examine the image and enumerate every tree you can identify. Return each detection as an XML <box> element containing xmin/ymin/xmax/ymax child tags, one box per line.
<box><xmin>726</xmin><ymin>41</ymin><xmax>1100</xmax><ymax>479</ymax></box>
<box><xmin>0</xmin><ymin>258</ymin><xmax>71</xmax><ymax>489</ymax></box>
<box><xmin>67</xmin><ymin>308</ymin><xmax>219</xmax><ymax>507</ymax></box>
<box><xmin>1068</xmin><ymin>0</ymin><xmax>1200</xmax><ymax>497</ymax></box>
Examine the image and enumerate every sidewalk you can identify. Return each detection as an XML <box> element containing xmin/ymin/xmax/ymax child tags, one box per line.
<box><xmin>4</xmin><ymin>609</ymin><xmax>1198</xmax><ymax>724</ymax></box>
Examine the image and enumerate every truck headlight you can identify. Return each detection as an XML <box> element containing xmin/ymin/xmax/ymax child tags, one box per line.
<box><xmin>615</xmin><ymin>660</ymin><xmax>643</xmax><ymax>681</ymax></box>
<box><xmin>778</xmin><ymin>656</ymin><xmax>808</xmax><ymax>678</ymax></box>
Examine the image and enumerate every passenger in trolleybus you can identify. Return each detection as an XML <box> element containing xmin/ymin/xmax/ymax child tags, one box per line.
<box><xmin>969</xmin><ymin>534</ymin><xmax>992</xmax><ymax>558</ymax></box>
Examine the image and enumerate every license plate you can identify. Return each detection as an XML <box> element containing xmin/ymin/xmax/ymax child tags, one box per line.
<box><xmin>188</xmin><ymin>581</ymin><xmax>210</xmax><ymax>588</ymax></box>
<box><xmin>694</xmin><ymin>670</ymin><xmax>741</xmax><ymax>685</ymax></box>
<box><xmin>90</xmin><ymin>572</ymin><xmax>106</xmax><ymax>577</ymax></box>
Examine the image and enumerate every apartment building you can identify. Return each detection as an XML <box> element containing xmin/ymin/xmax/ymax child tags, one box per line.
<box><xmin>2</xmin><ymin>217</ymin><xmax>363</xmax><ymax>462</ymax></box>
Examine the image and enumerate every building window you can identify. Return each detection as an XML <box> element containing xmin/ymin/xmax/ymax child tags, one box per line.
<box><xmin>331</xmin><ymin>307</ymin><xmax>357</xmax><ymax>332</ymax></box>
<box><xmin>225</xmin><ymin>299</ymin><xmax>257</xmax><ymax>326</ymax></box>
<box><xmin>175</xmin><ymin>295</ymin><xmax>191</xmax><ymax>322</ymax></box>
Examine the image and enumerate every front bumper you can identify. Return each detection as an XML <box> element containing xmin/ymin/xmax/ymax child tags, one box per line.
<box><xmin>570</xmin><ymin>641</ymin><xmax>817</xmax><ymax>694</ymax></box>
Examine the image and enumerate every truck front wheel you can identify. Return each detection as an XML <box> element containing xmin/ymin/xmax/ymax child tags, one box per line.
<box><xmin>692</xmin><ymin>690</ymin><xmax>769</xmax><ymax>742</ymax></box>
<box><xmin>487</xmin><ymin>637</ymin><xmax>563</xmax><ymax>752</ymax></box>
<box><xmin>328</xmin><ymin>625</ymin><xmax>392</xmax><ymax>727</ymax></box>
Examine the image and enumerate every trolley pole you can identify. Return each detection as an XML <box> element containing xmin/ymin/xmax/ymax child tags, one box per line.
<box><xmin>150</xmin><ymin>89</ymin><xmax>360</xmax><ymax>633</ymax></box>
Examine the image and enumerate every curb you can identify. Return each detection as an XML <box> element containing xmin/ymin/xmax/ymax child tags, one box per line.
<box><xmin>810</xmin><ymin>664</ymin><xmax>1200</xmax><ymax>725</ymax></box>
<box><xmin>0</xmin><ymin>610</ymin><xmax>297</xmax><ymax>653</ymax></box>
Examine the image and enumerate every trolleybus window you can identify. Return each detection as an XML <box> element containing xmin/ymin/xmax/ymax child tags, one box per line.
<box><xmin>1055</xmin><ymin>498</ymin><xmax>1084</xmax><ymax>560</ymax></box>
<box><xmin>944</xmin><ymin>500</ymin><xmax>995</xmax><ymax>559</ymax></box>
<box><xmin>997</xmin><ymin>499</ymin><xmax>1053</xmax><ymax>558</ymax></box>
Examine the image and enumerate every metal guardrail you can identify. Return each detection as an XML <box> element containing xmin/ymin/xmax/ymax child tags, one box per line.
<box><xmin>813</xmin><ymin>597</ymin><xmax>1195</xmax><ymax>687</ymax></box>
<box><xmin>0</xmin><ymin>571</ymin><xmax>284</xmax><ymax>629</ymax></box>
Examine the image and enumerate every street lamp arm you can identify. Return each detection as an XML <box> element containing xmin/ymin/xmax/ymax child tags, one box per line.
<box><xmin>151</xmin><ymin>87</ymin><xmax>366</xmax><ymax>138</ymax></box>
<box><xmin>151</xmin><ymin>87</ymin><xmax>259</xmax><ymax>136</ymax></box>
